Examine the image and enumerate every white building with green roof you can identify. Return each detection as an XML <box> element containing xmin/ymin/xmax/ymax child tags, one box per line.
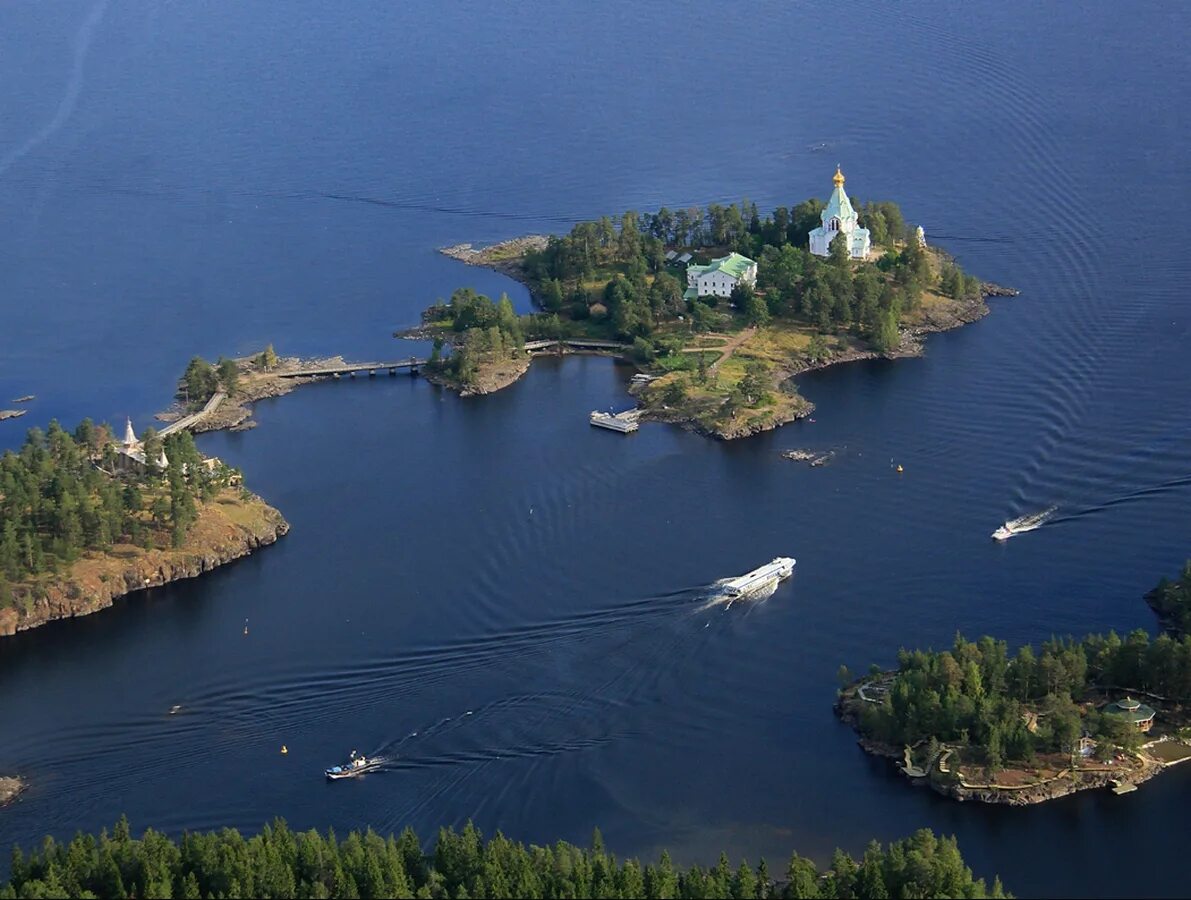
<box><xmin>684</xmin><ymin>252</ymin><xmax>757</xmax><ymax>301</ymax></box>
<box><xmin>809</xmin><ymin>166</ymin><xmax>871</xmax><ymax>260</ymax></box>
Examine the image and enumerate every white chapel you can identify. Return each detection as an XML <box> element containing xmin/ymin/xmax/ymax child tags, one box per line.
<box><xmin>808</xmin><ymin>166</ymin><xmax>871</xmax><ymax>260</ymax></box>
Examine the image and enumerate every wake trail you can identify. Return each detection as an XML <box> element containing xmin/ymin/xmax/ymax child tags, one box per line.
<box><xmin>0</xmin><ymin>0</ymin><xmax>109</xmax><ymax>179</ymax></box>
<box><xmin>317</xmin><ymin>192</ymin><xmax>577</xmax><ymax>224</ymax></box>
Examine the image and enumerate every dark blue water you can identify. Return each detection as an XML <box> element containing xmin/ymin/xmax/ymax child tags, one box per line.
<box><xmin>2</xmin><ymin>2</ymin><xmax>1190</xmax><ymax>896</ymax></box>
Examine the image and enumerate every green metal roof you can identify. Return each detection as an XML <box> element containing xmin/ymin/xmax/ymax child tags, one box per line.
<box><xmin>688</xmin><ymin>252</ymin><xmax>755</xmax><ymax>280</ymax></box>
<box><xmin>1104</xmin><ymin>697</ymin><xmax>1156</xmax><ymax>723</ymax></box>
<box><xmin>823</xmin><ymin>185</ymin><xmax>856</xmax><ymax>224</ymax></box>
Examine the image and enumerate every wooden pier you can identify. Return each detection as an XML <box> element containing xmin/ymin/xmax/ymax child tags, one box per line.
<box><xmin>1110</xmin><ymin>779</ymin><xmax>1138</xmax><ymax>795</ymax></box>
<box><xmin>159</xmin><ymin>391</ymin><xmax>226</xmax><ymax>437</ymax></box>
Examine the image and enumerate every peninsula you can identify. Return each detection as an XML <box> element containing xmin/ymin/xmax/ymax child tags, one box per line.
<box><xmin>431</xmin><ymin>168</ymin><xmax>1016</xmax><ymax>439</ymax></box>
<box><xmin>0</xmin><ymin>420</ymin><xmax>288</xmax><ymax>638</ymax></box>
<box><xmin>836</xmin><ymin>571</ymin><xmax>1191</xmax><ymax>805</ymax></box>
<box><xmin>154</xmin><ymin>346</ymin><xmax>423</xmax><ymax>435</ymax></box>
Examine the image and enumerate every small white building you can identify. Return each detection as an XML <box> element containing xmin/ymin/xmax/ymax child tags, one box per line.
<box><xmin>684</xmin><ymin>252</ymin><xmax>757</xmax><ymax>301</ymax></box>
<box><xmin>809</xmin><ymin>166</ymin><xmax>871</xmax><ymax>260</ymax></box>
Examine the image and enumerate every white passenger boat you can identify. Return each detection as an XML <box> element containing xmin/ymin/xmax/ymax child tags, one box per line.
<box><xmin>589</xmin><ymin>409</ymin><xmax>640</xmax><ymax>433</ymax></box>
<box><xmin>722</xmin><ymin>558</ymin><xmax>796</xmax><ymax>598</ymax></box>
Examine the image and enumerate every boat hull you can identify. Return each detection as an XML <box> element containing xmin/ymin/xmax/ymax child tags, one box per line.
<box><xmin>325</xmin><ymin>766</ymin><xmax>380</xmax><ymax>780</ymax></box>
<box><xmin>723</xmin><ymin>557</ymin><xmax>796</xmax><ymax>598</ymax></box>
<box><xmin>325</xmin><ymin>759</ymin><xmax>382</xmax><ymax>780</ymax></box>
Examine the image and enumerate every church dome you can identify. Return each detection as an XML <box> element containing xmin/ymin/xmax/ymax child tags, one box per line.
<box><xmin>833</xmin><ymin>166</ymin><xmax>845</xmax><ymax>188</ymax></box>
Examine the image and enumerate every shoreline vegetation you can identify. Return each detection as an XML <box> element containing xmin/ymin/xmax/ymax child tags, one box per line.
<box><xmin>835</xmin><ymin>563</ymin><xmax>1191</xmax><ymax>805</ymax></box>
<box><xmin>0</xmin><ymin>420</ymin><xmax>288</xmax><ymax>639</ymax></box>
<box><xmin>0</xmin><ymin>818</ymin><xmax>1009</xmax><ymax>899</ymax></box>
<box><xmin>1145</xmin><ymin>559</ymin><xmax>1191</xmax><ymax>636</ymax></box>
<box><xmin>431</xmin><ymin>194</ymin><xmax>1016</xmax><ymax>440</ymax></box>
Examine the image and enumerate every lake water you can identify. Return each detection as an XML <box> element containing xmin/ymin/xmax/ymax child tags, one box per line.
<box><xmin>1</xmin><ymin>2</ymin><xmax>1190</xmax><ymax>896</ymax></box>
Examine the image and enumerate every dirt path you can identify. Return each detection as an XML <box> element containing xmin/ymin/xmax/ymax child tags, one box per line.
<box><xmin>707</xmin><ymin>326</ymin><xmax>756</xmax><ymax>373</ymax></box>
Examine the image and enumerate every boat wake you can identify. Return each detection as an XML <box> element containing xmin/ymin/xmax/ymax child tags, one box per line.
<box><xmin>992</xmin><ymin>505</ymin><xmax>1058</xmax><ymax>541</ymax></box>
<box><xmin>703</xmin><ymin>577</ymin><xmax>780</xmax><ymax>608</ymax></box>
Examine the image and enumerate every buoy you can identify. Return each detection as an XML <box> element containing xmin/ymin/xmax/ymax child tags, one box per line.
<box><xmin>280</xmin><ymin>745</ymin><xmax>288</xmax><ymax>755</ymax></box>
<box><xmin>244</xmin><ymin>618</ymin><xmax>249</xmax><ymax>636</ymax></box>
<box><xmin>896</xmin><ymin>464</ymin><xmax>904</xmax><ymax>473</ymax></box>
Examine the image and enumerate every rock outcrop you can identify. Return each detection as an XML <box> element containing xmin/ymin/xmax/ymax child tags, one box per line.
<box><xmin>0</xmin><ymin>492</ymin><xmax>289</xmax><ymax>638</ymax></box>
<box><xmin>0</xmin><ymin>776</ymin><xmax>23</xmax><ymax>808</ymax></box>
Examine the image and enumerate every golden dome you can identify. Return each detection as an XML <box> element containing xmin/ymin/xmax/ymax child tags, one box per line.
<box><xmin>833</xmin><ymin>166</ymin><xmax>845</xmax><ymax>188</ymax></box>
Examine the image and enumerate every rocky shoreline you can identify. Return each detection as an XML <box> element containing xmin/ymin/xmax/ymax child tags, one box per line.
<box><xmin>631</xmin><ymin>288</ymin><xmax>994</xmax><ymax>442</ymax></box>
<box><xmin>636</xmin><ymin>390</ymin><xmax>813</xmax><ymax>441</ymax></box>
<box><xmin>0</xmin><ymin>776</ymin><xmax>23</xmax><ymax>808</ymax></box>
<box><xmin>422</xmin><ymin>355</ymin><xmax>532</xmax><ymax>398</ymax></box>
<box><xmin>0</xmin><ymin>491</ymin><xmax>289</xmax><ymax>638</ymax></box>
<box><xmin>836</xmin><ymin>680</ymin><xmax>1169</xmax><ymax>806</ymax></box>
<box><xmin>440</xmin><ymin>236</ymin><xmax>549</xmax><ymax>282</ymax></box>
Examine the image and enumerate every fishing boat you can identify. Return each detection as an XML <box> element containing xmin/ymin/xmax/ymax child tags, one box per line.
<box><xmin>325</xmin><ymin>750</ymin><xmax>382</xmax><ymax>780</ymax></box>
<box><xmin>722</xmin><ymin>558</ymin><xmax>796</xmax><ymax>598</ymax></box>
<box><xmin>992</xmin><ymin>506</ymin><xmax>1057</xmax><ymax>541</ymax></box>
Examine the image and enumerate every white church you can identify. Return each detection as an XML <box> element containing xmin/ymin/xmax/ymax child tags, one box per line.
<box><xmin>116</xmin><ymin>417</ymin><xmax>168</xmax><ymax>471</ymax></box>
<box><xmin>808</xmin><ymin>166</ymin><xmax>871</xmax><ymax>260</ymax></box>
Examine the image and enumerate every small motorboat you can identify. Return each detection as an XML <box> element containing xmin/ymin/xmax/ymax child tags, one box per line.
<box><xmin>992</xmin><ymin>506</ymin><xmax>1057</xmax><ymax>541</ymax></box>
<box><xmin>325</xmin><ymin>750</ymin><xmax>382</xmax><ymax>780</ymax></box>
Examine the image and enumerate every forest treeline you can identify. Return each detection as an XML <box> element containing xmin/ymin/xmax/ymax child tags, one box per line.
<box><xmin>0</xmin><ymin>818</ymin><xmax>1008</xmax><ymax>899</ymax></box>
<box><xmin>423</xmin><ymin>289</ymin><xmax>527</xmax><ymax>388</ymax></box>
<box><xmin>849</xmin><ymin>628</ymin><xmax>1191</xmax><ymax>770</ymax></box>
<box><xmin>520</xmin><ymin>198</ymin><xmax>981</xmax><ymax>352</ymax></box>
<box><xmin>180</xmin><ymin>356</ymin><xmax>240</xmax><ymax>409</ymax></box>
<box><xmin>0</xmin><ymin>420</ymin><xmax>236</xmax><ymax>606</ymax></box>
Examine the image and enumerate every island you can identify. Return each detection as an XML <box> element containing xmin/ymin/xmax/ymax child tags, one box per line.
<box><xmin>0</xmin><ymin>775</ymin><xmax>22</xmax><ymax>808</ymax></box>
<box><xmin>836</xmin><ymin>570</ymin><xmax>1191</xmax><ymax>804</ymax></box>
<box><xmin>429</xmin><ymin>168</ymin><xmax>1016</xmax><ymax>439</ymax></box>
<box><xmin>0</xmin><ymin>419</ymin><xmax>288</xmax><ymax>638</ymax></box>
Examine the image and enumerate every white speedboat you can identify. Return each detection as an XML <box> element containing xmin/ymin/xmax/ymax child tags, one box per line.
<box><xmin>722</xmin><ymin>558</ymin><xmax>796</xmax><ymax>598</ymax></box>
<box><xmin>992</xmin><ymin>507</ymin><xmax>1057</xmax><ymax>541</ymax></box>
<box><xmin>325</xmin><ymin>750</ymin><xmax>382</xmax><ymax>780</ymax></box>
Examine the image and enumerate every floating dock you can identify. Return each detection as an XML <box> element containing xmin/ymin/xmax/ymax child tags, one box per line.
<box><xmin>590</xmin><ymin>409</ymin><xmax>640</xmax><ymax>433</ymax></box>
